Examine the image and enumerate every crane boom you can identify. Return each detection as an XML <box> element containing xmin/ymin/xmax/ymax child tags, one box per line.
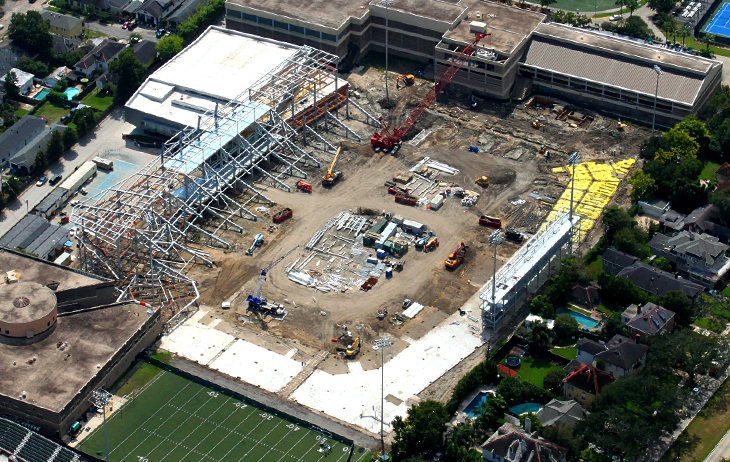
<box><xmin>371</xmin><ymin>32</ymin><xmax>489</xmax><ymax>150</ymax></box>
<box><xmin>322</xmin><ymin>144</ymin><xmax>343</xmax><ymax>186</ymax></box>
<box><xmin>250</xmin><ymin>246</ymin><xmax>299</xmax><ymax>299</ymax></box>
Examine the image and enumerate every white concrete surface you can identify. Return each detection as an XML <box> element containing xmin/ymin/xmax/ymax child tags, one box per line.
<box><xmin>210</xmin><ymin>340</ymin><xmax>304</xmax><ymax>393</ymax></box>
<box><xmin>161</xmin><ymin>321</ymin><xmax>235</xmax><ymax>365</ymax></box>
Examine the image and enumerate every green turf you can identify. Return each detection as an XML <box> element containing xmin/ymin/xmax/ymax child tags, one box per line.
<box><xmin>547</xmin><ymin>0</ymin><xmax>618</xmax><ymax>14</ymax></box>
<box><xmin>700</xmin><ymin>161</ymin><xmax>721</xmax><ymax>181</ymax></box>
<box><xmin>35</xmin><ymin>102</ymin><xmax>69</xmax><ymax>124</ymax></box>
<box><xmin>512</xmin><ymin>356</ymin><xmax>565</xmax><ymax>386</ymax></box>
<box><xmin>78</xmin><ymin>367</ymin><xmax>368</xmax><ymax>462</ymax></box>
<box><xmin>551</xmin><ymin>347</ymin><xmax>577</xmax><ymax>360</ymax></box>
<box><xmin>82</xmin><ymin>89</ymin><xmax>115</xmax><ymax>112</ymax></box>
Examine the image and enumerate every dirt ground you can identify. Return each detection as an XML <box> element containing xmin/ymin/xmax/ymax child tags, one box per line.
<box><xmin>181</xmin><ymin>63</ymin><xmax>648</xmax><ymax>389</ymax></box>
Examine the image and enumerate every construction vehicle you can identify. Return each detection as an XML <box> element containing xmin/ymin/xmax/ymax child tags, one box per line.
<box><xmin>445</xmin><ymin>242</ymin><xmax>467</xmax><ymax>269</ymax></box>
<box><xmin>245</xmin><ymin>233</ymin><xmax>265</xmax><ymax>255</ymax></box>
<box><xmin>532</xmin><ymin>120</ymin><xmax>543</xmax><ymax>129</ymax></box>
<box><xmin>371</xmin><ymin>31</ymin><xmax>490</xmax><ymax>151</ymax></box>
<box><xmin>479</xmin><ymin>215</ymin><xmax>502</xmax><ymax>228</ymax></box>
<box><xmin>424</xmin><ymin>236</ymin><xmax>439</xmax><ymax>252</ymax></box>
<box><xmin>539</xmin><ymin>145</ymin><xmax>548</xmax><ymax>154</ymax></box>
<box><xmin>246</xmin><ymin>246</ymin><xmax>299</xmax><ymax>315</ymax></box>
<box><xmin>377</xmin><ymin>307</ymin><xmax>388</xmax><ymax>320</ymax></box>
<box><xmin>336</xmin><ymin>336</ymin><xmax>361</xmax><ymax>358</ymax></box>
<box><xmin>395</xmin><ymin>193</ymin><xmax>418</xmax><ymax>206</ymax></box>
<box><xmin>273</xmin><ymin>208</ymin><xmax>293</xmax><ymax>224</ymax></box>
<box><xmin>617</xmin><ymin>119</ymin><xmax>626</xmax><ymax>131</ymax></box>
<box><xmin>322</xmin><ymin>145</ymin><xmax>343</xmax><ymax>187</ymax></box>
<box><xmin>296</xmin><ymin>180</ymin><xmax>312</xmax><ymax>192</ymax></box>
<box><xmin>475</xmin><ymin>176</ymin><xmax>489</xmax><ymax>187</ymax></box>
<box><xmin>396</xmin><ymin>74</ymin><xmax>415</xmax><ymax>89</ymax></box>
<box><xmin>505</xmin><ymin>229</ymin><xmax>524</xmax><ymax>243</ymax></box>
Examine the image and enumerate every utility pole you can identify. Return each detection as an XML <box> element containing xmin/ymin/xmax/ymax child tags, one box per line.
<box><xmin>652</xmin><ymin>65</ymin><xmax>663</xmax><ymax>135</ymax></box>
<box><xmin>568</xmin><ymin>152</ymin><xmax>580</xmax><ymax>253</ymax></box>
<box><xmin>374</xmin><ymin>338</ymin><xmax>391</xmax><ymax>457</ymax></box>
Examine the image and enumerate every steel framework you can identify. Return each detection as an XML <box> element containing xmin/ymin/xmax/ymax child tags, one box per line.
<box><xmin>71</xmin><ymin>45</ymin><xmax>373</xmax><ymax>329</ymax></box>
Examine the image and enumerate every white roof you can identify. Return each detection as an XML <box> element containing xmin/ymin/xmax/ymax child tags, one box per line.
<box><xmin>2</xmin><ymin>68</ymin><xmax>34</xmax><ymax>88</ymax></box>
<box><xmin>126</xmin><ymin>26</ymin><xmax>299</xmax><ymax>128</ymax></box>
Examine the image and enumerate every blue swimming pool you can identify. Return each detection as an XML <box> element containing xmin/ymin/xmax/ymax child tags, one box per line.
<box><xmin>557</xmin><ymin>307</ymin><xmax>599</xmax><ymax>328</ymax></box>
<box><xmin>509</xmin><ymin>403</ymin><xmax>542</xmax><ymax>415</ymax></box>
<box><xmin>34</xmin><ymin>88</ymin><xmax>51</xmax><ymax>100</ymax></box>
<box><xmin>64</xmin><ymin>87</ymin><xmax>81</xmax><ymax>100</ymax></box>
<box><xmin>464</xmin><ymin>392</ymin><xmax>490</xmax><ymax>417</ymax></box>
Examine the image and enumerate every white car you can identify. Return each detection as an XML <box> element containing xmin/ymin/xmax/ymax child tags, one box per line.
<box><xmin>609</xmin><ymin>14</ymin><xmax>622</xmax><ymax>21</ymax></box>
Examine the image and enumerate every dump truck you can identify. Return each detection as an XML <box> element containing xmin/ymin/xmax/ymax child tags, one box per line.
<box><xmin>445</xmin><ymin>242</ymin><xmax>467</xmax><ymax>269</ymax></box>
<box><xmin>395</xmin><ymin>193</ymin><xmax>418</xmax><ymax>206</ymax></box>
<box><xmin>479</xmin><ymin>215</ymin><xmax>502</xmax><ymax>228</ymax></box>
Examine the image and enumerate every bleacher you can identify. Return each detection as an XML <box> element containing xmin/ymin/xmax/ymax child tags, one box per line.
<box><xmin>0</xmin><ymin>418</ymin><xmax>82</xmax><ymax>462</ymax></box>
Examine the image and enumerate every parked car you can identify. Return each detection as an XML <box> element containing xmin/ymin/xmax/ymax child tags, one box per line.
<box><xmin>156</xmin><ymin>28</ymin><xmax>166</xmax><ymax>38</ymax></box>
<box><xmin>49</xmin><ymin>174</ymin><xmax>62</xmax><ymax>185</ymax></box>
<box><xmin>36</xmin><ymin>176</ymin><xmax>47</xmax><ymax>186</ymax></box>
<box><xmin>122</xmin><ymin>21</ymin><xmax>131</xmax><ymax>29</ymax></box>
<box><xmin>609</xmin><ymin>14</ymin><xmax>622</xmax><ymax>20</ymax></box>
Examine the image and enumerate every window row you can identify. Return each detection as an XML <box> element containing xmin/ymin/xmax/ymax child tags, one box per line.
<box><xmin>226</xmin><ymin>10</ymin><xmax>339</xmax><ymax>42</ymax></box>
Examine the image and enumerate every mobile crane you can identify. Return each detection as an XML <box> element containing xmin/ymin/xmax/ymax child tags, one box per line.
<box><xmin>322</xmin><ymin>145</ymin><xmax>343</xmax><ymax>187</ymax></box>
<box><xmin>371</xmin><ymin>30</ymin><xmax>490</xmax><ymax>151</ymax></box>
<box><xmin>246</xmin><ymin>246</ymin><xmax>299</xmax><ymax>315</ymax></box>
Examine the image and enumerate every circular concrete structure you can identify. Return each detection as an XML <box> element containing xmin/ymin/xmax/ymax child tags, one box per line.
<box><xmin>0</xmin><ymin>282</ymin><xmax>57</xmax><ymax>345</ymax></box>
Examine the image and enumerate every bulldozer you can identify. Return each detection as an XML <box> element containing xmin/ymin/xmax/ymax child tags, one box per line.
<box><xmin>336</xmin><ymin>336</ymin><xmax>361</xmax><ymax>358</ymax></box>
<box><xmin>322</xmin><ymin>145</ymin><xmax>343</xmax><ymax>187</ymax></box>
<box><xmin>475</xmin><ymin>176</ymin><xmax>489</xmax><ymax>187</ymax></box>
<box><xmin>396</xmin><ymin>74</ymin><xmax>415</xmax><ymax>89</ymax></box>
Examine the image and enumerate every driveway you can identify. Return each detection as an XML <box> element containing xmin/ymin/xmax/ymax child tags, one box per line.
<box><xmin>84</xmin><ymin>20</ymin><xmax>159</xmax><ymax>42</ymax></box>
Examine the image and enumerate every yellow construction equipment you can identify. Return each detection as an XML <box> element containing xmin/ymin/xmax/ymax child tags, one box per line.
<box><xmin>322</xmin><ymin>145</ymin><xmax>343</xmax><ymax>187</ymax></box>
<box><xmin>346</xmin><ymin>337</ymin><xmax>361</xmax><ymax>358</ymax></box>
<box><xmin>532</xmin><ymin>120</ymin><xmax>543</xmax><ymax>129</ymax></box>
<box><xmin>475</xmin><ymin>176</ymin><xmax>489</xmax><ymax>187</ymax></box>
<box><xmin>617</xmin><ymin>120</ymin><xmax>626</xmax><ymax>131</ymax></box>
<box><xmin>396</xmin><ymin>74</ymin><xmax>415</xmax><ymax>89</ymax></box>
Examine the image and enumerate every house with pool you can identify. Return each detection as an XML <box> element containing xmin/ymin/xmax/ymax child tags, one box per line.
<box><xmin>74</xmin><ymin>39</ymin><xmax>125</xmax><ymax>78</ymax></box>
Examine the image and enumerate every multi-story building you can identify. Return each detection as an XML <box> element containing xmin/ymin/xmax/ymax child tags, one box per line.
<box><xmin>649</xmin><ymin>231</ymin><xmax>730</xmax><ymax>288</ymax></box>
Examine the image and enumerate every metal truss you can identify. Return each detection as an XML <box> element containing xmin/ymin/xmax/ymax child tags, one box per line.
<box><xmin>71</xmin><ymin>44</ymin><xmax>375</xmax><ymax>327</ymax></box>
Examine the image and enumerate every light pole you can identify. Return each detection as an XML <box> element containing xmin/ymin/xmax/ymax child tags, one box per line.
<box><xmin>568</xmin><ymin>151</ymin><xmax>580</xmax><ymax>252</ymax></box>
<box><xmin>652</xmin><ymin>65</ymin><xmax>663</xmax><ymax>135</ymax></box>
<box><xmin>374</xmin><ymin>337</ymin><xmax>391</xmax><ymax>456</ymax></box>
<box><xmin>91</xmin><ymin>389</ymin><xmax>112</xmax><ymax>462</ymax></box>
<box><xmin>488</xmin><ymin>229</ymin><xmax>504</xmax><ymax>329</ymax></box>
<box><xmin>382</xmin><ymin>0</ymin><xmax>393</xmax><ymax>104</ymax></box>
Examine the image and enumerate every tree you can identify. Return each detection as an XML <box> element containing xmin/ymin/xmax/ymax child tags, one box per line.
<box><xmin>391</xmin><ymin>401</ymin><xmax>449</xmax><ymax>461</ymax></box>
<box><xmin>712</xmin><ymin>186</ymin><xmax>730</xmax><ymax>222</ymax></box>
<box><xmin>543</xmin><ymin>368</ymin><xmax>566</xmax><ymax>393</ymax></box>
<box><xmin>46</xmin><ymin>130</ymin><xmax>64</xmax><ymax>162</ymax></box>
<box><xmin>14</xmin><ymin>58</ymin><xmax>50</xmax><ymax>78</ymax></box>
<box><xmin>628</xmin><ymin>169</ymin><xmax>657</xmax><ymax>201</ymax></box>
<box><xmin>444</xmin><ymin>423</ymin><xmax>482</xmax><ymax>462</ymax></box>
<box><xmin>530</xmin><ymin>294</ymin><xmax>555</xmax><ymax>319</ymax></box>
<box><xmin>651</xmin><ymin>256</ymin><xmax>673</xmax><ymax>272</ymax></box>
<box><xmin>157</xmin><ymin>35</ymin><xmax>184</xmax><ymax>62</ymax></box>
<box><xmin>63</xmin><ymin>126</ymin><xmax>78</xmax><ymax>150</ymax></box>
<box><xmin>649</xmin><ymin>329</ymin><xmax>727</xmax><ymax>386</ymax></box>
<box><xmin>496</xmin><ymin>377</ymin><xmax>553</xmax><ymax>407</ymax></box>
<box><xmin>601</xmin><ymin>312</ymin><xmax>626</xmax><ymax>339</ymax></box>
<box><xmin>661</xmin><ymin>290</ymin><xmax>692</xmax><ymax>326</ymax></box>
<box><xmin>527</xmin><ymin>320</ymin><xmax>551</xmax><ymax>348</ymax></box>
<box><xmin>615</xmin><ymin>0</ymin><xmax>627</xmax><ymax>15</ymax></box>
<box><xmin>540</xmin><ymin>423</ymin><xmax>584</xmax><ymax>462</ymax></box>
<box><xmin>554</xmin><ymin>313</ymin><xmax>579</xmax><ymax>339</ymax></box>
<box><xmin>539</xmin><ymin>0</ymin><xmax>557</xmax><ymax>11</ymax></box>
<box><xmin>109</xmin><ymin>48</ymin><xmax>146</xmax><ymax>102</ymax></box>
<box><xmin>519</xmin><ymin>412</ymin><xmax>542</xmax><ymax>432</ymax></box>
<box><xmin>71</xmin><ymin>106</ymin><xmax>97</xmax><ymax>138</ymax></box>
<box><xmin>674</xmin><ymin>115</ymin><xmax>711</xmax><ymax>153</ymax></box>
<box><xmin>34</xmin><ymin>149</ymin><xmax>47</xmax><ymax>171</ymax></box>
<box><xmin>3</xmin><ymin>71</ymin><xmax>19</xmax><ymax>100</ymax></box>
<box><xmin>679</xmin><ymin>23</ymin><xmax>691</xmax><ymax>47</ymax></box>
<box><xmin>647</xmin><ymin>0</ymin><xmax>674</xmax><ymax>14</ymax></box>
<box><xmin>8</xmin><ymin>11</ymin><xmax>53</xmax><ymax>56</ymax></box>
<box><xmin>626</xmin><ymin>0</ymin><xmax>639</xmax><ymax>15</ymax></box>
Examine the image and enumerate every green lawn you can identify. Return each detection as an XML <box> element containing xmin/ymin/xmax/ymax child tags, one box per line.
<box><xmin>512</xmin><ymin>356</ymin><xmax>565</xmax><ymax>387</ymax></box>
<box><xmin>82</xmin><ymin>89</ymin><xmax>115</xmax><ymax>112</ymax></box>
<box><xmin>551</xmin><ymin>347</ymin><xmax>577</xmax><ymax>361</ymax></box>
<box><xmin>695</xmin><ymin>317</ymin><xmax>725</xmax><ymax>334</ymax></box>
<box><xmin>114</xmin><ymin>362</ymin><xmax>165</xmax><ymax>397</ymax></box>
<box><xmin>586</xmin><ymin>256</ymin><xmax>603</xmax><ymax>281</ymax></box>
<box><xmin>723</xmin><ymin>286</ymin><xmax>730</xmax><ymax>297</ymax></box>
<box><xmin>568</xmin><ymin>305</ymin><xmax>592</xmax><ymax>316</ymax></box>
<box><xmin>660</xmin><ymin>378</ymin><xmax>730</xmax><ymax>462</ymax></box>
<box><xmin>14</xmin><ymin>108</ymin><xmax>29</xmax><ymax>118</ymax></box>
<box><xmin>700</xmin><ymin>161</ymin><xmax>721</xmax><ymax>181</ymax></box>
<box><xmin>35</xmin><ymin>102</ymin><xmax>69</xmax><ymax>124</ymax></box>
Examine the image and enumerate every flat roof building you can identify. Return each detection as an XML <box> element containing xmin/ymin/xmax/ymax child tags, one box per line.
<box><xmin>225</xmin><ymin>0</ymin><xmax>722</xmax><ymax>125</ymax></box>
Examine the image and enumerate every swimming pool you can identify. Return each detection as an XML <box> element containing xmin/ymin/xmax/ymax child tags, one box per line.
<box><xmin>557</xmin><ymin>307</ymin><xmax>599</xmax><ymax>328</ymax></box>
<box><xmin>508</xmin><ymin>403</ymin><xmax>542</xmax><ymax>415</ymax></box>
<box><xmin>64</xmin><ymin>87</ymin><xmax>81</xmax><ymax>100</ymax></box>
<box><xmin>34</xmin><ymin>88</ymin><xmax>51</xmax><ymax>100</ymax></box>
<box><xmin>463</xmin><ymin>392</ymin><xmax>490</xmax><ymax>417</ymax></box>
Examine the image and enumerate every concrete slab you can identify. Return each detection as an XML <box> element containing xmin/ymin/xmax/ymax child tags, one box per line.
<box><xmin>161</xmin><ymin>321</ymin><xmax>234</xmax><ymax>365</ymax></box>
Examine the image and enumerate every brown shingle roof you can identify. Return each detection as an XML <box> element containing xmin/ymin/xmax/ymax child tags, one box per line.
<box><xmin>563</xmin><ymin>363</ymin><xmax>615</xmax><ymax>396</ymax></box>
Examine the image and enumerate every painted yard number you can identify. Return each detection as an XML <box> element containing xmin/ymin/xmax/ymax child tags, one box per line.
<box><xmin>234</xmin><ymin>402</ymin><xmax>247</xmax><ymax>408</ymax></box>
<box><xmin>208</xmin><ymin>392</ymin><xmax>219</xmax><ymax>398</ymax></box>
<box><xmin>286</xmin><ymin>424</ymin><xmax>300</xmax><ymax>431</ymax></box>
<box><xmin>138</xmin><ymin>457</ymin><xmax>148</xmax><ymax>462</ymax></box>
<box><xmin>260</xmin><ymin>413</ymin><xmax>273</xmax><ymax>420</ymax></box>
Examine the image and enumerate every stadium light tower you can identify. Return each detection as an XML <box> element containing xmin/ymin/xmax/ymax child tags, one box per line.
<box><xmin>382</xmin><ymin>0</ymin><xmax>394</xmax><ymax>104</ymax></box>
<box><xmin>91</xmin><ymin>389</ymin><xmax>112</xmax><ymax>462</ymax></box>
<box><xmin>652</xmin><ymin>65</ymin><xmax>663</xmax><ymax>134</ymax></box>
<box><xmin>374</xmin><ymin>337</ymin><xmax>391</xmax><ymax>456</ymax></box>
<box><xmin>568</xmin><ymin>151</ymin><xmax>581</xmax><ymax>252</ymax></box>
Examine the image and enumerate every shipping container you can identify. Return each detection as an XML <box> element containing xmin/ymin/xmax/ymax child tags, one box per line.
<box><xmin>430</xmin><ymin>194</ymin><xmax>444</xmax><ymax>210</ymax></box>
<box><xmin>402</xmin><ymin>219</ymin><xmax>427</xmax><ymax>234</ymax></box>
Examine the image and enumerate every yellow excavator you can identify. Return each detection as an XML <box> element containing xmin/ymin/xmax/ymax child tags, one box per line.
<box><xmin>336</xmin><ymin>336</ymin><xmax>361</xmax><ymax>358</ymax></box>
<box><xmin>396</xmin><ymin>74</ymin><xmax>415</xmax><ymax>89</ymax></box>
<box><xmin>475</xmin><ymin>176</ymin><xmax>489</xmax><ymax>187</ymax></box>
<box><xmin>322</xmin><ymin>145</ymin><xmax>343</xmax><ymax>187</ymax></box>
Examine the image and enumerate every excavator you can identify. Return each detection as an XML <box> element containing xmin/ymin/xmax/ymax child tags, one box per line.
<box><xmin>475</xmin><ymin>176</ymin><xmax>489</xmax><ymax>187</ymax></box>
<box><xmin>445</xmin><ymin>242</ymin><xmax>467</xmax><ymax>269</ymax></box>
<box><xmin>396</xmin><ymin>74</ymin><xmax>415</xmax><ymax>89</ymax></box>
<box><xmin>336</xmin><ymin>336</ymin><xmax>361</xmax><ymax>358</ymax></box>
<box><xmin>322</xmin><ymin>145</ymin><xmax>343</xmax><ymax>187</ymax></box>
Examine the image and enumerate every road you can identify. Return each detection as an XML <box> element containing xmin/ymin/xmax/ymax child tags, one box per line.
<box><xmin>0</xmin><ymin>108</ymin><xmax>136</xmax><ymax>238</ymax></box>
<box><xmin>85</xmin><ymin>20</ymin><xmax>159</xmax><ymax>42</ymax></box>
<box><xmin>706</xmin><ymin>428</ymin><xmax>730</xmax><ymax>462</ymax></box>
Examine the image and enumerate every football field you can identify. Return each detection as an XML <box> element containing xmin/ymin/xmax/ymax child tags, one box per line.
<box><xmin>78</xmin><ymin>367</ymin><xmax>369</xmax><ymax>462</ymax></box>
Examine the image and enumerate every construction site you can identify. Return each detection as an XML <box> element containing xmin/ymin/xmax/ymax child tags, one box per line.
<box><xmin>67</xmin><ymin>23</ymin><xmax>650</xmax><ymax>449</ymax></box>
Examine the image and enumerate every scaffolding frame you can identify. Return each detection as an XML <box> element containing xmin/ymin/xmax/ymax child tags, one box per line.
<box><xmin>72</xmin><ymin>45</ymin><xmax>373</xmax><ymax>327</ymax></box>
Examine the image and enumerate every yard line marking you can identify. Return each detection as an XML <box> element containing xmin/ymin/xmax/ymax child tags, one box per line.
<box><xmin>107</xmin><ymin>377</ymin><xmax>195</xmax><ymax>456</ymax></box>
<box><xmin>157</xmin><ymin>393</ymin><xmax>237</xmax><ymax>462</ymax></box>
<box><xmin>202</xmin><ymin>403</ymin><xmax>258</xmax><ymax>459</ymax></box>
<box><xmin>235</xmin><ymin>419</ymin><xmax>287</xmax><ymax>462</ymax></box>
<box><xmin>274</xmin><ymin>431</ymin><xmax>311</xmax><ymax>462</ymax></box>
<box><xmin>253</xmin><ymin>421</ymin><xmax>302</xmax><ymax>462</ymax></box>
<box><xmin>215</xmin><ymin>409</ymin><xmax>280</xmax><ymax>461</ymax></box>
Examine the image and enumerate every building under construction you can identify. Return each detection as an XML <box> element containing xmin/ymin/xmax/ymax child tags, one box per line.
<box><xmin>71</xmin><ymin>26</ymin><xmax>374</xmax><ymax>328</ymax></box>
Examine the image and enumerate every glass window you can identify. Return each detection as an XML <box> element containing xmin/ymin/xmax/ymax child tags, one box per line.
<box><xmin>258</xmin><ymin>16</ymin><xmax>273</xmax><ymax>26</ymax></box>
<box><xmin>290</xmin><ymin>24</ymin><xmax>304</xmax><ymax>34</ymax></box>
<box><xmin>241</xmin><ymin>12</ymin><xmax>256</xmax><ymax>21</ymax></box>
<box><xmin>322</xmin><ymin>32</ymin><xmax>337</xmax><ymax>42</ymax></box>
<box><xmin>274</xmin><ymin>20</ymin><xmax>288</xmax><ymax>30</ymax></box>
<box><xmin>226</xmin><ymin>8</ymin><xmax>241</xmax><ymax>18</ymax></box>
<box><xmin>305</xmin><ymin>28</ymin><xmax>321</xmax><ymax>38</ymax></box>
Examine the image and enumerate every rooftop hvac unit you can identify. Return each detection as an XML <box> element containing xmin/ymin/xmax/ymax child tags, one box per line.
<box><xmin>6</xmin><ymin>270</ymin><xmax>18</xmax><ymax>283</ymax></box>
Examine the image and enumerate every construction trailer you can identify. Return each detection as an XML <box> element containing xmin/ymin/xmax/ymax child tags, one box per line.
<box><xmin>71</xmin><ymin>42</ymin><xmax>375</xmax><ymax>330</ymax></box>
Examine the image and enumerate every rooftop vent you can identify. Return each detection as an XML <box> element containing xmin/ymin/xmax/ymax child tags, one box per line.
<box><xmin>12</xmin><ymin>296</ymin><xmax>30</xmax><ymax>308</ymax></box>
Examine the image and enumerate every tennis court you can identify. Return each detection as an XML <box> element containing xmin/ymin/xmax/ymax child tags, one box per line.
<box><xmin>705</xmin><ymin>2</ymin><xmax>730</xmax><ymax>37</ymax></box>
<box><xmin>77</xmin><ymin>367</ymin><xmax>370</xmax><ymax>462</ymax></box>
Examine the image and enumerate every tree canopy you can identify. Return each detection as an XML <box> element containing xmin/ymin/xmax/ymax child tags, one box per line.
<box><xmin>391</xmin><ymin>401</ymin><xmax>450</xmax><ymax>461</ymax></box>
<box><xmin>157</xmin><ymin>35</ymin><xmax>184</xmax><ymax>62</ymax></box>
<box><xmin>110</xmin><ymin>49</ymin><xmax>146</xmax><ymax>102</ymax></box>
<box><xmin>8</xmin><ymin>11</ymin><xmax>53</xmax><ymax>56</ymax></box>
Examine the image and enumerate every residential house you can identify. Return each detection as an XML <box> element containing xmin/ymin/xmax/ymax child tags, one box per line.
<box><xmin>623</xmin><ymin>302</ymin><xmax>675</xmax><ymax>343</ymax></box>
<box><xmin>659</xmin><ymin>204</ymin><xmax>719</xmax><ymax>234</ymax></box>
<box><xmin>563</xmin><ymin>363</ymin><xmax>616</xmax><ymax>409</ymax></box>
<box><xmin>51</xmin><ymin>34</ymin><xmax>83</xmax><ymax>57</ymax></box>
<box><xmin>1</xmin><ymin>115</ymin><xmax>46</xmax><ymax>170</ymax></box>
<box><xmin>41</xmin><ymin>11</ymin><xmax>83</xmax><ymax>39</ymax></box>
<box><xmin>535</xmin><ymin>399</ymin><xmax>587</xmax><ymax>427</ymax></box>
<box><xmin>705</xmin><ymin>222</ymin><xmax>730</xmax><ymax>245</ymax></box>
<box><xmin>649</xmin><ymin>231</ymin><xmax>730</xmax><ymax>288</ymax></box>
<box><xmin>717</xmin><ymin>162</ymin><xmax>730</xmax><ymax>185</ymax></box>
<box><xmin>136</xmin><ymin>0</ymin><xmax>172</xmax><ymax>26</ymax></box>
<box><xmin>570</xmin><ymin>284</ymin><xmax>600</xmax><ymax>308</ymax></box>
<box><xmin>575</xmin><ymin>334</ymin><xmax>648</xmax><ymax>377</ymax></box>
<box><xmin>45</xmin><ymin>66</ymin><xmax>71</xmax><ymax>87</ymax></box>
<box><xmin>132</xmin><ymin>40</ymin><xmax>157</xmax><ymax>67</ymax></box>
<box><xmin>1</xmin><ymin>68</ymin><xmax>35</xmax><ymax>95</ymax></box>
<box><xmin>660</xmin><ymin>209</ymin><xmax>687</xmax><ymax>232</ymax></box>
<box><xmin>480</xmin><ymin>423</ymin><xmax>567</xmax><ymax>462</ymax></box>
<box><xmin>9</xmin><ymin>122</ymin><xmax>66</xmax><ymax>176</ymax></box>
<box><xmin>602</xmin><ymin>248</ymin><xmax>639</xmax><ymax>276</ymax></box>
<box><xmin>74</xmin><ymin>39</ymin><xmax>125</xmax><ymax>77</ymax></box>
<box><xmin>95</xmin><ymin>71</ymin><xmax>117</xmax><ymax>91</ymax></box>
<box><xmin>0</xmin><ymin>214</ymin><xmax>71</xmax><ymax>260</ymax></box>
<box><xmin>638</xmin><ymin>199</ymin><xmax>671</xmax><ymax>219</ymax></box>
<box><xmin>164</xmin><ymin>0</ymin><xmax>206</xmax><ymax>29</ymax></box>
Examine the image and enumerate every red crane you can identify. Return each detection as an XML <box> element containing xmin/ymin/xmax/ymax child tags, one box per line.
<box><xmin>370</xmin><ymin>32</ymin><xmax>490</xmax><ymax>151</ymax></box>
